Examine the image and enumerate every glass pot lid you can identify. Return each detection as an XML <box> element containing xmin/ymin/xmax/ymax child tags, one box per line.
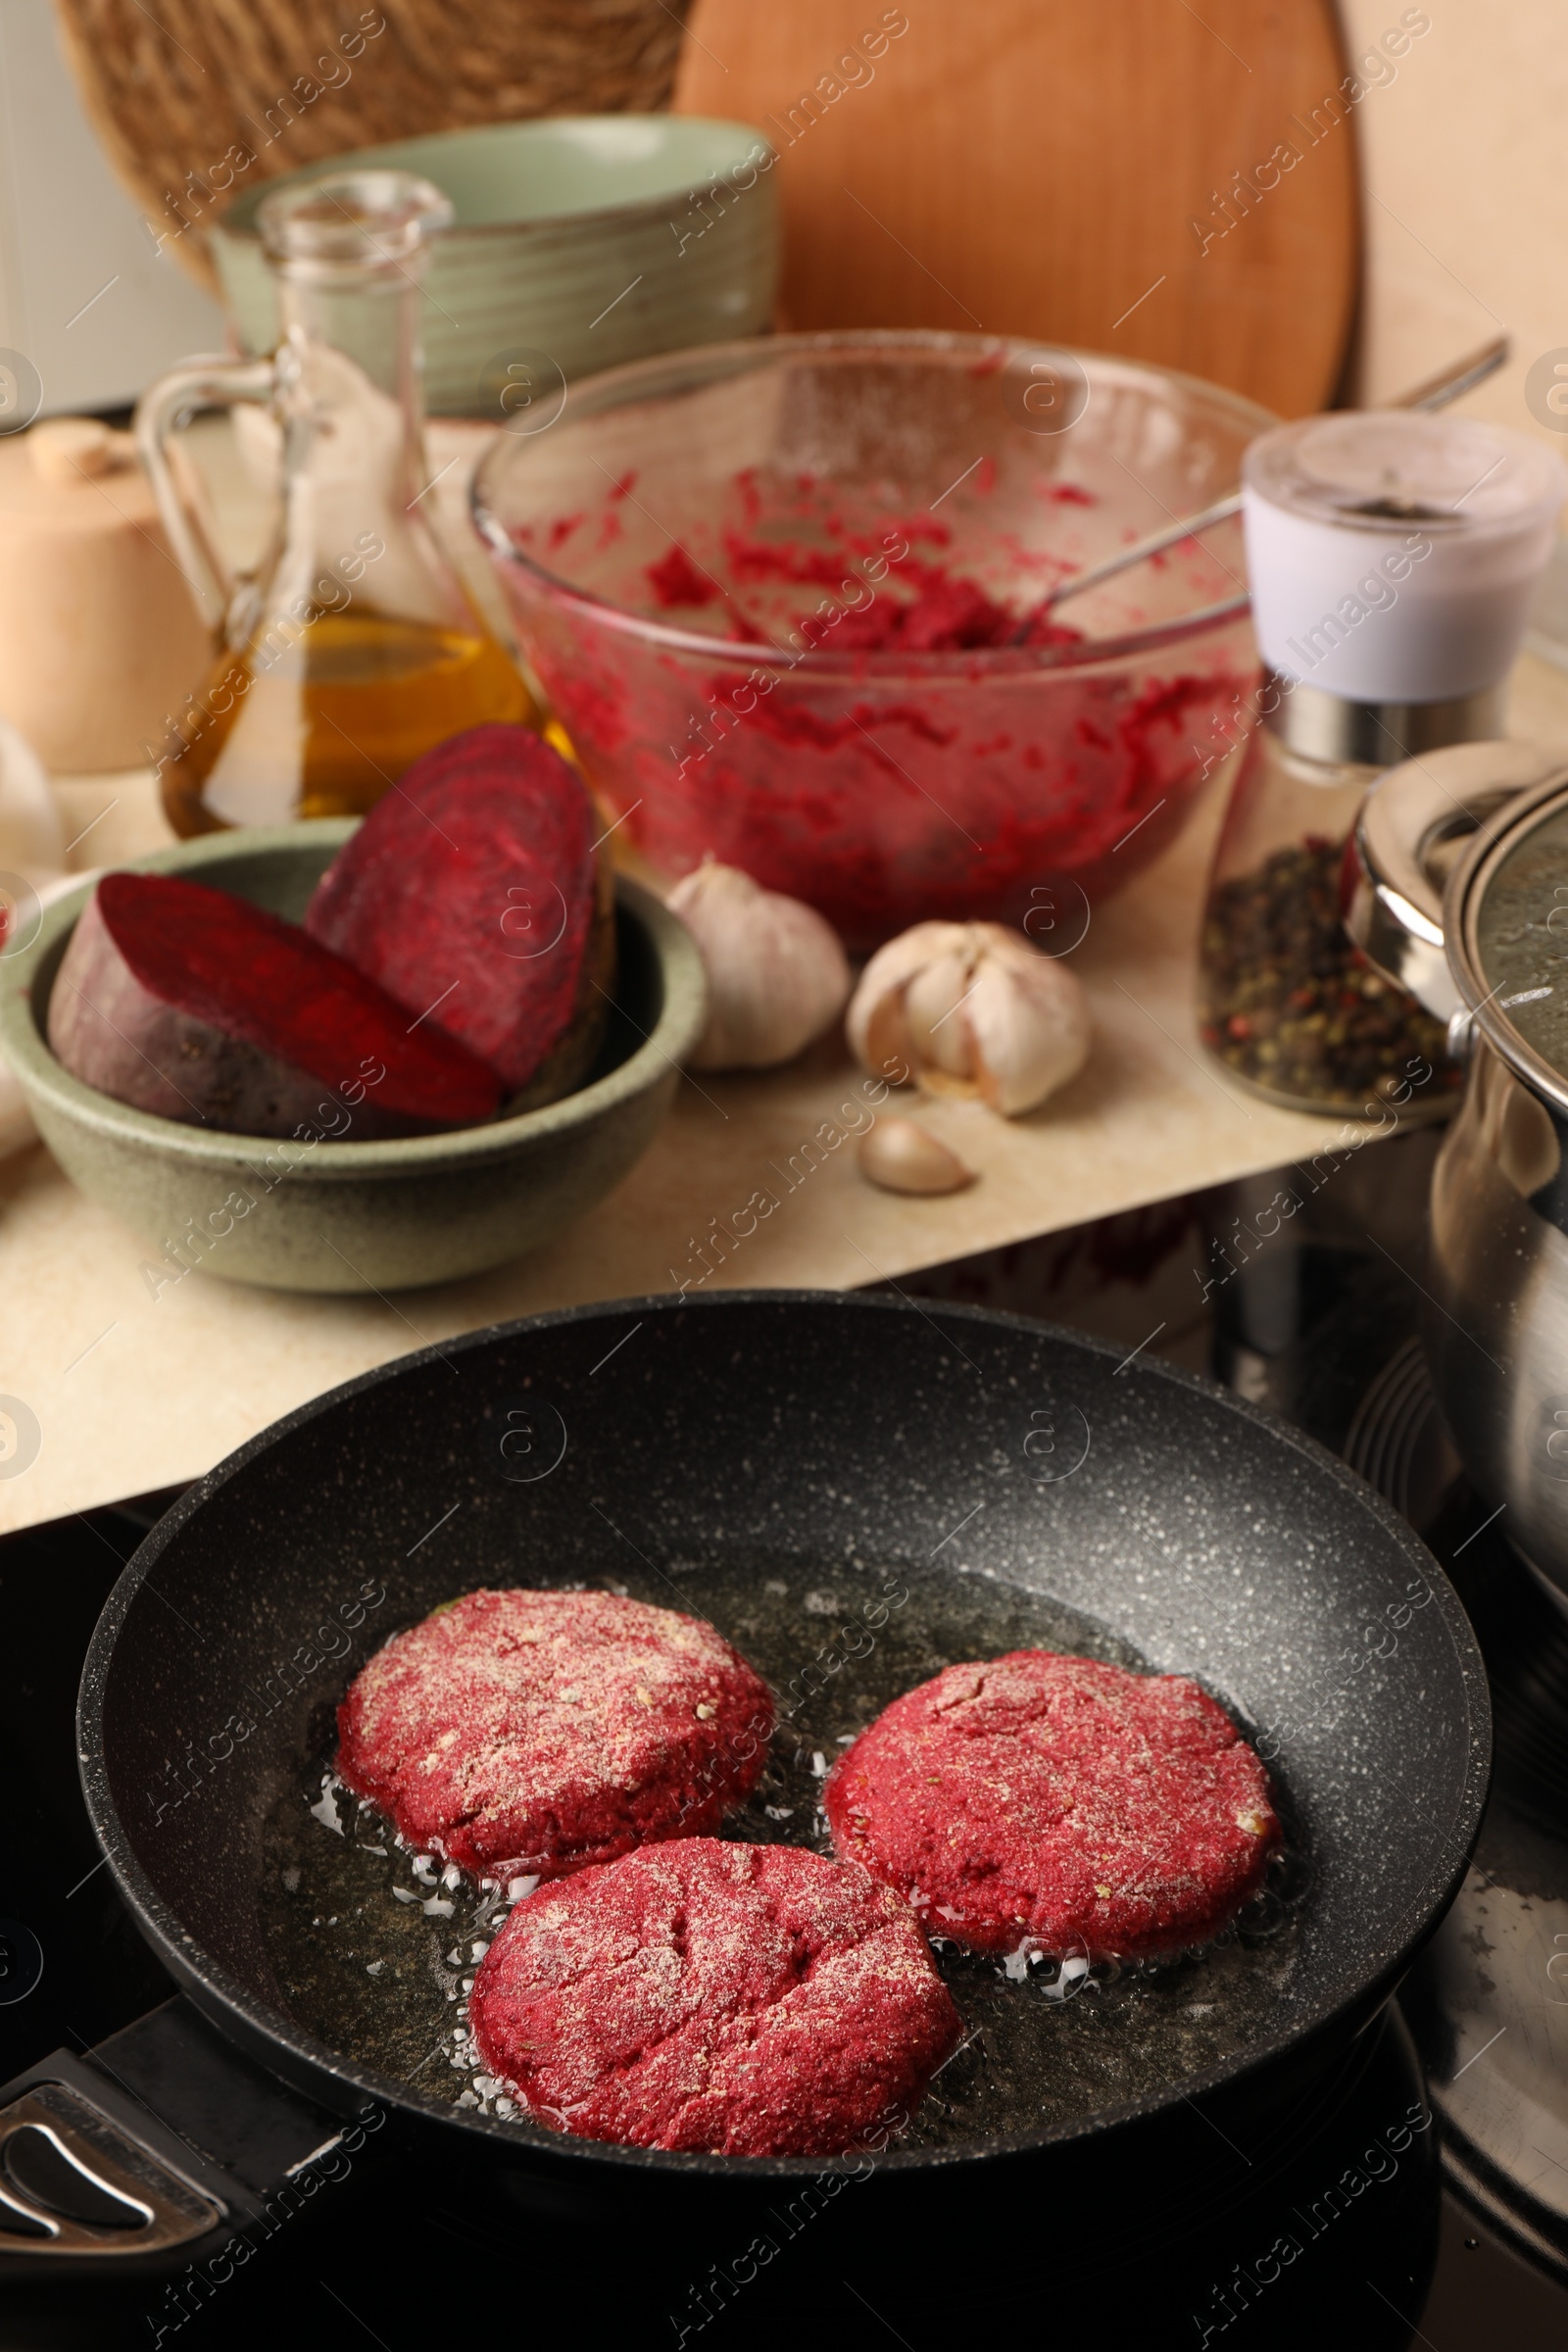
<box><xmin>1462</xmin><ymin>769</ymin><xmax>1568</xmax><ymax>1103</ymax></box>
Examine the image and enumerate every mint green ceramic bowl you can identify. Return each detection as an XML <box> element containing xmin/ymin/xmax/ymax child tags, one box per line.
<box><xmin>0</xmin><ymin>823</ymin><xmax>706</xmax><ymax>1294</ymax></box>
<box><xmin>209</xmin><ymin>116</ymin><xmax>780</xmax><ymax>416</ymax></box>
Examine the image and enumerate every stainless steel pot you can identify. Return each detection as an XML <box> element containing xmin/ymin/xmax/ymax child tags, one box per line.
<box><xmin>1351</xmin><ymin>740</ymin><xmax>1568</xmax><ymax>1597</ymax></box>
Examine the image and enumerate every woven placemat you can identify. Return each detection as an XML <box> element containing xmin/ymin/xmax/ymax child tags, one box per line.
<box><xmin>52</xmin><ymin>0</ymin><xmax>694</xmax><ymax>289</ymax></box>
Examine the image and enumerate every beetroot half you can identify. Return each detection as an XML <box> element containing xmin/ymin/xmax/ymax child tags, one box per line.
<box><xmin>47</xmin><ymin>871</ymin><xmax>504</xmax><ymax>1140</ymax></box>
<box><xmin>304</xmin><ymin>723</ymin><xmax>612</xmax><ymax>1106</ymax></box>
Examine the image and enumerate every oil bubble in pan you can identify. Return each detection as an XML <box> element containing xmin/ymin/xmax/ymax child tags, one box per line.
<box><xmin>259</xmin><ymin>1549</ymin><xmax>1307</xmax><ymax>2149</ymax></box>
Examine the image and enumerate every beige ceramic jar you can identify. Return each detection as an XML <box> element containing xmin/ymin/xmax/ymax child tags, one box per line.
<box><xmin>0</xmin><ymin>417</ymin><xmax>211</xmax><ymax>772</ymax></box>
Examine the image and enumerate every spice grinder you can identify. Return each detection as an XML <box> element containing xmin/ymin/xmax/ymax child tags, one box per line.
<box><xmin>1200</xmin><ymin>412</ymin><xmax>1565</xmax><ymax>1117</ymax></box>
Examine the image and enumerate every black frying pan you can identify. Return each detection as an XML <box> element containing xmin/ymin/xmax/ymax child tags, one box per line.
<box><xmin>1</xmin><ymin>1293</ymin><xmax>1488</xmax><ymax>2282</ymax></box>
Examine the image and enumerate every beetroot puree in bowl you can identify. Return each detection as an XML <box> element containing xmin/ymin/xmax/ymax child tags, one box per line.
<box><xmin>476</xmin><ymin>336</ymin><xmax>1263</xmax><ymax>950</ymax></box>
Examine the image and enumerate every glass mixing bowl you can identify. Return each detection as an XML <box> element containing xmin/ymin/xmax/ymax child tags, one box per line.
<box><xmin>474</xmin><ymin>331</ymin><xmax>1265</xmax><ymax>949</ymax></box>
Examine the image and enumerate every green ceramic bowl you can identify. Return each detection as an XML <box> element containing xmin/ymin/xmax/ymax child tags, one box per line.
<box><xmin>209</xmin><ymin>116</ymin><xmax>780</xmax><ymax>416</ymax></box>
<box><xmin>0</xmin><ymin>824</ymin><xmax>706</xmax><ymax>1294</ymax></box>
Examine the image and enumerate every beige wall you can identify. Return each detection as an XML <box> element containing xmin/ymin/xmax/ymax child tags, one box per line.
<box><xmin>1345</xmin><ymin>0</ymin><xmax>1568</xmax><ymax>437</ymax></box>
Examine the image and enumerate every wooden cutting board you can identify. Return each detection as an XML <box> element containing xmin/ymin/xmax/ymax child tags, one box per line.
<box><xmin>674</xmin><ymin>0</ymin><xmax>1362</xmax><ymax>417</ymax></box>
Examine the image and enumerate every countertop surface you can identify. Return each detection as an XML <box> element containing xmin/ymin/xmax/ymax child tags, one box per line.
<box><xmin>5</xmin><ymin>612</ymin><xmax>1568</xmax><ymax>1534</ymax></box>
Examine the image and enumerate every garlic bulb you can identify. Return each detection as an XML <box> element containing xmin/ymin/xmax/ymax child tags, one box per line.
<box><xmin>848</xmin><ymin>921</ymin><xmax>1090</xmax><ymax>1116</ymax></box>
<box><xmin>668</xmin><ymin>860</ymin><xmax>852</xmax><ymax>1070</ymax></box>
<box><xmin>858</xmin><ymin>1117</ymin><xmax>976</xmax><ymax>1196</ymax></box>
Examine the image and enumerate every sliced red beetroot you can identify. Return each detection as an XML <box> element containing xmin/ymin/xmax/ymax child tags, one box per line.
<box><xmin>304</xmin><ymin>723</ymin><xmax>612</xmax><ymax>1105</ymax></box>
<box><xmin>47</xmin><ymin>872</ymin><xmax>504</xmax><ymax>1140</ymax></box>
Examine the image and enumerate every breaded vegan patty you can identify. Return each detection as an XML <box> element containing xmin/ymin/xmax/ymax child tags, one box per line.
<box><xmin>470</xmin><ymin>1839</ymin><xmax>962</xmax><ymax>2156</ymax></box>
<box><xmin>337</xmin><ymin>1588</ymin><xmax>771</xmax><ymax>1878</ymax></box>
<box><xmin>825</xmin><ymin>1649</ymin><xmax>1278</xmax><ymax>1959</ymax></box>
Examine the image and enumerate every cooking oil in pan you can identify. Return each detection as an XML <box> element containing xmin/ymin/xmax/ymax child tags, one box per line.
<box><xmin>259</xmin><ymin>1551</ymin><xmax>1307</xmax><ymax>2151</ymax></box>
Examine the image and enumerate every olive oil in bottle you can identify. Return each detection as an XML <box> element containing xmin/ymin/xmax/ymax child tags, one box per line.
<box><xmin>140</xmin><ymin>172</ymin><xmax>539</xmax><ymax>837</ymax></box>
<box><xmin>162</xmin><ymin>614</ymin><xmax>533</xmax><ymax>834</ymax></box>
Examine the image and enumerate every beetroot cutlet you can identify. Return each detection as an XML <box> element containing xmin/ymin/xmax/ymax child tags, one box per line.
<box><xmin>336</xmin><ymin>1589</ymin><xmax>771</xmax><ymax>1878</ymax></box>
<box><xmin>824</xmin><ymin>1648</ymin><xmax>1278</xmax><ymax>1960</ymax></box>
<box><xmin>470</xmin><ymin>1839</ymin><xmax>961</xmax><ymax>2157</ymax></box>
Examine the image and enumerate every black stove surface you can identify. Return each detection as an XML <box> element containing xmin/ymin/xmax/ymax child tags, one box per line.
<box><xmin>5</xmin><ymin>1141</ymin><xmax>1568</xmax><ymax>2346</ymax></box>
<box><xmin>1199</xmin><ymin>1142</ymin><xmax>1568</xmax><ymax>2319</ymax></box>
<box><xmin>1366</xmin><ymin>1388</ymin><xmax>1568</xmax><ymax>2293</ymax></box>
<box><xmin>902</xmin><ymin>1131</ymin><xmax>1568</xmax><ymax>2346</ymax></box>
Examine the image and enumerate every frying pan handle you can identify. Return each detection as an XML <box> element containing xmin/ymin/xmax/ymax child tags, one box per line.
<box><xmin>0</xmin><ymin>1996</ymin><xmax>370</xmax><ymax>2277</ymax></box>
<box><xmin>1345</xmin><ymin>739</ymin><xmax>1565</xmax><ymax>1026</ymax></box>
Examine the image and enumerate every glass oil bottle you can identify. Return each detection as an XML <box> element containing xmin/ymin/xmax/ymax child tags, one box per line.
<box><xmin>137</xmin><ymin>171</ymin><xmax>537</xmax><ymax>835</ymax></box>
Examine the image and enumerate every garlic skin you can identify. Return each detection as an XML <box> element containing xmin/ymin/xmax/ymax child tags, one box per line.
<box><xmin>858</xmin><ymin>1117</ymin><xmax>976</xmax><ymax>1196</ymax></box>
<box><xmin>848</xmin><ymin>921</ymin><xmax>1090</xmax><ymax>1116</ymax></box>
<box><xmin>667</xmin><ymin>860</ymin><xmax>852</xmax><ymax>1070</ymax></box>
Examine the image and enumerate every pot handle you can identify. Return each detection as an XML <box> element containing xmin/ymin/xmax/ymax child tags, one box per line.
<box><xmin>0</xmin><ymin>1995</ymin><xmax>372</xmax><ymax>2277</ymax></box>
<box><xmin>134</xmin><ymin>356</ymin><xmax>276</xmax><ymax>637</ymax></box>
<box><xmin>1346</xmin><ymin>740</ymin><xmax>1568</xmax><ymax>1023</ymax></box>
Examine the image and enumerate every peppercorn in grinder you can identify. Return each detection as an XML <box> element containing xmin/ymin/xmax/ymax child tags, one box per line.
<box><xmin>1199</xmin><ymin>409</ymin><xmax>1563</xmax><ymax>1117</ymax></box>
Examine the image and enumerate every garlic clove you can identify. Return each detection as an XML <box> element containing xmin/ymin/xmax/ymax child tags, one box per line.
<box><xmin>857</xmin><ymin>980</ymin><xmax>919</xmax><ymax>1084</ymax></box>
<box><xmin>667</xmin><ymin>860</ymin><xmax>851</xmax><ymax>1070</ymax></box>
<box><xmin>902</xmin><ymin>951</ymin><xmax>977</xmax><ymax>1079</ymax></box>
<box><xmin>846</xmin><ymin>918</ymin><xmax>1091</xmax><ymax>1116</ymax></box>
<box><xmin>963</xmin><ymin>949</ymin><xmax>1091</xmax><ymax>1115</ymax></box>
<box><xmin>858</xmin><ymin>1117</ymin><xmax>977</xmax><ymax>1195</ymax></box>
<box><xmin>847</xmin><ymin>922</ymin><xmax>961</xmax><ymax>1074</ymax></box>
